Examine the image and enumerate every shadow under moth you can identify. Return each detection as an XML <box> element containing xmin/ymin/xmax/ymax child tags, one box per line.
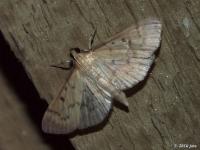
<box><xmin>42</xmin><ymin>18</ymin><xmax>162</xmax><ymax>134</ymax></box>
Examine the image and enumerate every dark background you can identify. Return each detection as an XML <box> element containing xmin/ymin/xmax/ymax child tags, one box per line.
<box><xmin>0</xmin><ymin>32</ymin><xmax>75</xmax><ymax>150</ymax></box>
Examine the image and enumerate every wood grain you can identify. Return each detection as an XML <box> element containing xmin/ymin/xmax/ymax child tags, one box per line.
<box><xmin>0</xmin><ymin>59</ymin><xmax>51</xmax><ymax>150</ymax></box>
<box><xmin>0</xmin><ymin>0</ymin><xmax>199</xmax><ymax>149</ymax></box>
<box><xmin>0</xmin><ymin>34</ymin><xmax>74</xmax><ymax>150</ymax></box>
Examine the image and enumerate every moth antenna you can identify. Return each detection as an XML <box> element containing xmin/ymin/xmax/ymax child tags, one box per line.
<box><xmin>50</xmin><ymin>60</ymin><xmax>74</xmax><ymax>70</ymax></box>
<box><xmin>89</xmin><ymin>28</ymin><xmax>97</xmax><ymax>50</ymax></box>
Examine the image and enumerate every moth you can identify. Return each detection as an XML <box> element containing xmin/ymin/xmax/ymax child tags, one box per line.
<box><xmin>42</xmin><ymin>18</ymin><xmax>162</xmax><ymax>134</ymax></box>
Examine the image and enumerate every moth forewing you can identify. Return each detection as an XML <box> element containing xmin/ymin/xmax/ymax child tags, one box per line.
<box><xmin>42</xmin><ymin>69</ymin><xmax>82</xmax><ymax>134</ymax></box>
<box><xmin>92</xmin><ymin>18</ymin><xmax>162</xmax><ymax>90</ymax></box>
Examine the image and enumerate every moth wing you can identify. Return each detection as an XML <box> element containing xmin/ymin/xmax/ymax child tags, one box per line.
<box><xmin>42</xmin><ymin>69</ymin><xmax>82</xmax><ymax>134</ymax></box>
<box><xmin>93</xmin><ymin>18</ymin><xmax>162</xmax><ymax>90</ymax></box>
<box><xmin>42</xmin><ymin>69</ymin><xmax>112</xmax><ymax>134</ymax></box>
<box><xmin>78</xmin><ymin>73</ymin><xmax>113</xmax><ymax>129</ymax></box>
<box><xmin>95</xmin><ymin>18</ymin><xmax>161</xmax><ymax>52</ymax></box>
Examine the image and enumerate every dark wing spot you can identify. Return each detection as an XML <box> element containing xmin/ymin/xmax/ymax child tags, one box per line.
<box><xmin>60</xmin><ymin>96</ymin><xmax>65</xmax><ymax>102</ymax></box>
<box><xmin>126</xmin><ymin>59</ymin><xmax>130</xmax><ymax>64</ymax></box>
<box><xmin>64</xmin><ymin>86</ymin><xmax>68</xmax><ymax>91</ymax></box>
<box><xmin>128</xmin><ymin>40</ymin><xmax>132</xmax><ymax>48</ymax></box>
<box><xmin>121</xmin><ymin>38</ymin><xmax>126</xmax><ymax>42</ymax></box>
<box><xmin>47</xmin><ymin>108</ymin><xmax>69</xmax><ymax>120</ymax></box>
<box><xmin>47</xmin><ymin>109</ymin><xmax>61</xmax><ymax>116</ymax></box>
<box><xmin>112</xmin><ymin>59</ymin><xmax>116</xmax><ymax>65</ymax></box>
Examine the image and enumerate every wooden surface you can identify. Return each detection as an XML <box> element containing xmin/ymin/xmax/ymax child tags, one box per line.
<box><xmin>0</xmin><ymin>34</ymin><xmax>74</xmax><ymax>150</ymax></box>
<box><xmin>0</xmin><ymin>61</ymin><xmax>52</xmax><ymax>150</ymax></box>
<box><xmin>0</xmin><ymin>0</ymin><xmax>200</xmax><ymax>149</ymax></box>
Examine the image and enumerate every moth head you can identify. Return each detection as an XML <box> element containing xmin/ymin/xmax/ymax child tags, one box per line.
<box><xmin>70</xmin><ymin>48</ymin><xmax>81</xmax><ymax>53</ymax></box>
<box><xmin>69</xmin><ymin>48</ymin><xmax>81</xmax><ymax>58</ymax></box>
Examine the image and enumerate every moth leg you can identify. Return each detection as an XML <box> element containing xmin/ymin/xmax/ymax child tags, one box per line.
<box><xmin>88</xmin><ymin>28</ymin><xmax>97</xmax><ymax>50</ymax></box>
<box><xmin>50</xmin><ymin>59</ymin><xmax>74</xmax><ymax>70</ymax></box>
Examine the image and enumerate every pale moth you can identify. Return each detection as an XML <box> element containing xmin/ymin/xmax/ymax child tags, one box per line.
<box><xmin>42</xmin><ymin>18</ymin><xmax>162</xmax><ymax>134</ymax></box>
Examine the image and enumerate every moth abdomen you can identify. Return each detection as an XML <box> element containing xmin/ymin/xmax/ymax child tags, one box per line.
<box><xmin>112</xmin><ymin>91</ymin><xmax>129</xmax><ymax>107</ymax></box>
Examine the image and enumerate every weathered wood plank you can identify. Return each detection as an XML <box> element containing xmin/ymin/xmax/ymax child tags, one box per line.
<box><xmin>0</xmin><ymin>0</ymin><xmax>199</xmax><ymax>149</ymax></box>
<box><xmin>0</xmin><ymin>35</ymin><xmax>74</xmax><ymax>150</ymax></box>
<box><xmin>0</xmin><ymin>56</ymin><xmax>51</xmax><ymax>150</ymax></box>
